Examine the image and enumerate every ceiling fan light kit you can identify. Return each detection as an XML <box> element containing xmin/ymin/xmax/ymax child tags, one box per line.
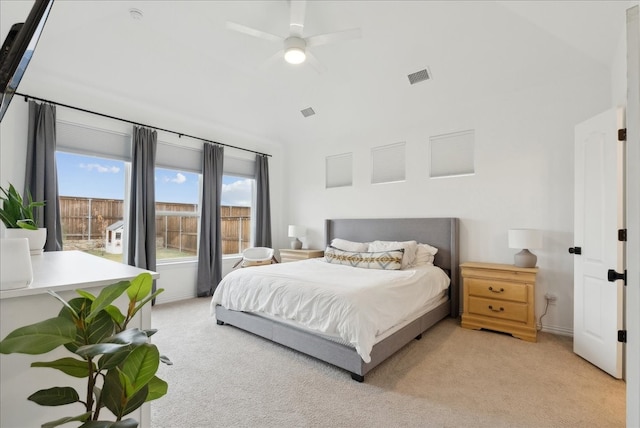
<box><xmin>226</xmin><ymin>0</ymin><xmax>361</xmax><ymax>71</ymax></box>
<box><xmin>284</xmin><ymin>37</ymin><xmax>307</xmax><ymax>64</ymax></box>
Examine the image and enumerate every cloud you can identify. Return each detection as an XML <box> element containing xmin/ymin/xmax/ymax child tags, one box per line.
<box><xmin>79</xmin><ymin>163</ymin><xmax>120</xmax><ymax>173</ymax></box>
<box><xmin>222</xmin><ymin>178</ymin><xmax>252</xmax><ymax>207</ymax></box>
<box><xmin>161</xmin><ymin>172</ymin><xmax>187</xmax><ymax>184</ymax></box>
<box><xmin>171</xmin><ymin>173</ymin><xmax>186</xmax><ymax>184</ymax></box>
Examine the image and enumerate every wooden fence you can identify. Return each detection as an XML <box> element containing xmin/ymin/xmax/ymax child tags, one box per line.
<box><xmin>59</xmin><ymin>196</ymin><xmax>250</xmax><ymax>254</ymax></box>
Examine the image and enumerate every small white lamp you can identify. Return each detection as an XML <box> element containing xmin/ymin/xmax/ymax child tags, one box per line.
<box><xmin>288</xmin><ymin>225</ymin><xmax>306</xmax><ymax>249</ymax></box>
<box><xmin>508</xmin><ymin>229</ymin><xmax>542</xmax><ymax>268</ymax></box>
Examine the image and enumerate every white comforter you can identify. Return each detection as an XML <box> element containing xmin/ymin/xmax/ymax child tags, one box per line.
<box><xmin>210</xmin><ymin>258</ymin><xmax>450</xmax><ymax>363</ymax></box>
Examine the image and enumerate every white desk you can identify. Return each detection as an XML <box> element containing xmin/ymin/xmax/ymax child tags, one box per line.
<box><xmin>0</xmin><ymin>251</ymin><xmax>158</xmax><ymax>428</ymax></box>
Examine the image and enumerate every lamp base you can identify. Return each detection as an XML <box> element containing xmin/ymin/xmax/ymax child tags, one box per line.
<box><xmin>514</xmin><ymin>249</ymin><xmax>537</xmax><ymax>268</ymax></box>
<box><xmin>291</xmin><ymin>238</ymin><xmax>302</xmax><ymax>250</ymax></box>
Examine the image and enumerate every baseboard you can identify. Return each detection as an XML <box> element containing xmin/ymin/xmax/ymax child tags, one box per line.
<box><xmin>154</xmin><ymin>292</ymin><xmax>197</xmax><ymax>305</ymax></box>
<box><xmin>539</xmin><ymin>324</ymin><xmax>573</xmax><ymax>337</ymax></box>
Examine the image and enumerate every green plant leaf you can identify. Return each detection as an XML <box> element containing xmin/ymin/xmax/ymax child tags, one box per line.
<box><xmin>60</xmin><ymin>298</ymin><xmax>115</xmax><ymax>353</ymax></box>
<box><xmin>143</xmin><ymin>329</ymin><xmax>158</xmax><ymax>338</ymax></box>
<box><xmin>47</xmin><ymin>290</ymin><xmax>79</xmax><ymax>320</ymax></box>
<box><xmin>0</xmin><ymin>317</ymin><xmax>76</xmax><ymax>355</ymax></box>
<box><xmin>102</xmin><ymin>369</ymin><xmax>148</xmax><ymax>418</ymax></box>
<box><xmin>88</xmin><ymin>281</ymin><xmax>132</xmax><ymax>322</ymax></box>
<box><xmin>117</xmin><ymin>368</ymin><xmax>135</xmax><ymax>398</ymax></box>
<box><xmin>28</xmin><ymin>386</ymin><xmax>80</xmax><ymax>406</ymax></box>
<box><xmin>76</xmin><ymin>289</ymin><xmax>97</xmax><ymax>301</ymax></box>
<box><xmin>75</xmin><ymin>328</ymin><xmax>148</xmax><ymax>358</ymax></box>
<box><xmin>120</xmin><ymin>344</ymin><xmax>159</xmax><ymax>396</ymax></box>
<box><xmin>79</xmin><ymin>419</ymin><xmax>138</xmax><ymax>428</ymax></box>
<box><xmin>42</xmin><ymin>412</ymin><xmax>92</xmax><ymax>428</ymax></box>
<box><xmin>104</xmin><ymin>305</ymin><xmax>126</xmax><ymax>325</ymax></box>
<box><xmin>16</xmin><ymin>219</ymin><xmax>38</xmax><ymax>230</ymax></box>
<box><xmin>31</xmin><ymin>357</ymin><xmax>95</xmax><ymax>378</ymax></box>
<box><xmin>98</xmin><ymin>348</ymin><xmax>130</xmax><ymax>370</ymax></box>
<box><xmin>130</xmin><ymin>288</ymin><xmax>164</xmax><ymax>320</ymax></box>
<box><xmin>145</xmin><ymin>376</ymin><xmax>168</xmax><ymax>402</ymax></box>
<box><xmin>126</xmin><ymin>273</ymin><xmax>153</xmax><ymax>303</ymax></box>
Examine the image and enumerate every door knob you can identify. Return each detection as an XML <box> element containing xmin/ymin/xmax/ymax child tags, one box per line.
<box><xmin>568</xmin><ymin>247</ymin><xmax>582</xmax><ymax>255</ymax></box>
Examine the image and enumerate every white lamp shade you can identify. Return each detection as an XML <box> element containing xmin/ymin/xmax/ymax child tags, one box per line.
<box><xmin>508</xmin><ymin>229</ymin><xmax>542</xmax><ymax>249</ymax></box>
<box><xmin>288</xmin><ymin>225</ymin><xmax>306</xmax><ymax>238</ymax></box>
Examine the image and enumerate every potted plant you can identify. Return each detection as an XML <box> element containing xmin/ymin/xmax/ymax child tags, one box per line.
<box><xmin>0</xmin><ymin>183</ymin><xmax>47</xmax><ymax>254</ymax></box>
<box><xmin>0</xmin><ymin>272</ymin><xmax>170</xmax><ymax>427</ymax></box>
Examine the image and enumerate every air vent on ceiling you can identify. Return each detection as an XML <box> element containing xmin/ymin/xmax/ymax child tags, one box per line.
<box><xmin>407</xmin><ymin>68</ymin><xmax>431</xmax><ymax>85</ymax></box>
<box><xmin>301</xmin><ymin>107</ymin><xmax>316</xmax><ymax>118</ymax></box>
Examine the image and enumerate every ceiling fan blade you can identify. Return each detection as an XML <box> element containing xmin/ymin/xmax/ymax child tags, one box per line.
<box><xmin>226</xmin><ymin>21</ymin><xmax>283</xmax><ymax>43</ymax></box>
<box><xmin>258</xmin><ymin>50</ymin><xmax>285</xmax><ymax>71</ymax></box>
<box><xmin>305</xmin><ymin>51</ymin><xmax>326</xmax><ymax>74</ymax></box>
<box><xmin>306</xmin><ymin>28</ymin><xmax>362</xmax><ymax>48</ymax></box>
<box><xmin>289</xmin><ymin>0</ymin><xmax>307</xmax><ymax>37</ymax></box>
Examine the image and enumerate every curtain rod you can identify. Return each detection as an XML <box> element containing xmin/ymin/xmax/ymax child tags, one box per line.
<box><xmin>15</xmin><ymin>92</ymin><xmax>272</xmax><ymax>158</ymax></box>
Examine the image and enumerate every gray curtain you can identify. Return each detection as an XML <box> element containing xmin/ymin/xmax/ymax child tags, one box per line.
<box><xmin>127</xmin><ymin>126</ymin><xmax>157</xmax><ymax>277</ymax></box>
<box><xmin>254</xmin><ymin>154</ymin><xmax>272</xmax><ymax>247</ymax></box>
<box><xmin>25</xmin><ymin>101</ymin><xmax>62</xmax><ymax>251</ymax></box>
<box><xmin>196</xmin><ymin>143</ymin><xmax>224</xmax><ymax>297</ymax></box>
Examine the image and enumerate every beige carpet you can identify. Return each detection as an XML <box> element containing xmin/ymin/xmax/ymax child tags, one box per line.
<box><xmin>150</xmin><ymin>298</ymin><xmax>625</xmax><ymax>428</ymax></box>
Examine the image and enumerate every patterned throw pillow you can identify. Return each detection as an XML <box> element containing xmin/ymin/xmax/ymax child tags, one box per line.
<box><xmin>324</xmin><ymin>246</ymin><xmax>404</xmax><ymax>270</ymax></box>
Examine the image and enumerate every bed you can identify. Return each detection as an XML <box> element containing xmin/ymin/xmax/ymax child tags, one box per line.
<box><xmin>212</xmin><ymin>217</ymin><xmax>459</xmax><ymax>382</ymax></box>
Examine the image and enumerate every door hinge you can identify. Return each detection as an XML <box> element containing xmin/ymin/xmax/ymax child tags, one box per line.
<box><xmin>618</xmin><ymin>128</ymin><xmax>627</xmax><ymax>141</ymax></box>
<box><xmin>618</xmin><ymin>229</ymin><xmax>627</xmax><ymax>242</ymax></box>
<box><xmin>618</xmin><ymin>330</ymin><xmax>627</xmax><ymax>343</ymax></box>
<box><xmin>608</xmin><ymin>269</ymin><xmax>627</xmax><ymax>286</ymax></box>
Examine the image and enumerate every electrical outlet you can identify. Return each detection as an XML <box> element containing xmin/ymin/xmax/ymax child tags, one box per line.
<box><xmin>545</xmin><ymin>292</ymin><xmax>557</xmax><ymax>304</ymax></box>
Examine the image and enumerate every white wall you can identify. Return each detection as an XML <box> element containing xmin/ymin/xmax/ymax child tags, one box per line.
<box><xmin>283</xmin><ymin>68</ymin><xmax>612</xmax><ymax>335</ymax></box>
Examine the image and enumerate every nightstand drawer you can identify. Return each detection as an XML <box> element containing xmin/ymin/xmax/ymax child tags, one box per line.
<box><xmin>468</xmin><ymin>296</ymin><xmax>528</xmax><ymax>323</ymax></box>
<box><xmin>467</xmin><ymin>278</ymin><xmax>527</xmax><ymax>303</ymax></box>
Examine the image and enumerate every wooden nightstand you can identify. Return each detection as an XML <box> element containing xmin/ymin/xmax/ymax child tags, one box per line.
<box><xmin>279</xmin><ymin>249</ymin><xmax>324</xmax><ymax>263</ymax></box>
<box><xmin>460</xmin><ymin>262</ymin><xmax>538</xmax><ymax>342</ymax></box>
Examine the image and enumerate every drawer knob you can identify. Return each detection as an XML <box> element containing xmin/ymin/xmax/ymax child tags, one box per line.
<box><xmin>488</xmin><ymin>305</ymin><xmax>504</xmax><ymax>312</ymax></box>
<box><xmin>488</xmin><ymin>286</ymin><xmax>505</xmax><ymax>293</ymax></box>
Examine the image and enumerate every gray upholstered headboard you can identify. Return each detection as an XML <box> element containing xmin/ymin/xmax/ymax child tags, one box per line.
<box><xmin>324</xmin><ymin>217</ymin><xmax>460</xmax><ymax>317</ymax></box>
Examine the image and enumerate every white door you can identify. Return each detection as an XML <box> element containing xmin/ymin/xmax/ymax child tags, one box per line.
<box><xmin>573</xmin><ymin>107</ymin><xmax>625</xmax><ymax>379</ymax></box>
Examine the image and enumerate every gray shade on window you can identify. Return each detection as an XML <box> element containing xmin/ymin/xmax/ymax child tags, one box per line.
<box><xmin>326</xmin><ymin>153</ymin><xmax>353</xmax><ymax>188</ymax></box>
<box><xmin>57</xmin><ymin>121</ymin><xmax>131</xmax><ymax>161</ymax></box>
<box><xmin>430</xmin><ymin>130</ymin><xmax>475</xmax><ymax>178</ymax></box>
<box><xmin>371</xmin><ymin>142</ymin><xmax>406</xmax><ymax>184</ymax></box>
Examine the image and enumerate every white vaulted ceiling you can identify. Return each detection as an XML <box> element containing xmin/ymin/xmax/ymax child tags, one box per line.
<box><xmin>0</xmin><ymin>1</ymin><xmax>633</xmax><ymax>148</ymax></box>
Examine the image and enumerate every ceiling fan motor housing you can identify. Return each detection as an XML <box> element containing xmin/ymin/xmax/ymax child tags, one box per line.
<box><xmin>284</xmin><ymin>36</ymin><xmax>307</xmax><ymax>64</ymax></box>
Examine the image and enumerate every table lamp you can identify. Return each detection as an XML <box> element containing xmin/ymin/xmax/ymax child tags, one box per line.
<box><xmin>288</xmin><ymin>225</ymin><xmax>306</xmax><ymax>249</ymax></box>
<box><xmin>508</xmin><ymin>229</ymin><xmax>542</xmax><ymax>268</ymax></box>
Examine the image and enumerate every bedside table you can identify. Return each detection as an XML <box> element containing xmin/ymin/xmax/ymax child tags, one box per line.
<box><xmin>460</xmin><ymin>262</ymin><xmax>538</xmax><ymax>342</ymax></box>
<box><xmin>279</xmin><ymin>249</ymin><xmax>324</xmax><ymax>263</ymax></box>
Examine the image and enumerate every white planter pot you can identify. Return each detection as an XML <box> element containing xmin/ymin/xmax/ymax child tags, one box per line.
<box><xmin>5</xmin><ymin>228</ymin><xmax>47</xmax><ymax>255</ymax></box>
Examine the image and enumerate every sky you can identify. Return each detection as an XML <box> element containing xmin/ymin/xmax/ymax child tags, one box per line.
<box><xmin>56</xmin><ymin>152</ymin><xmax>252</xmax><ymax>206</ymax></box>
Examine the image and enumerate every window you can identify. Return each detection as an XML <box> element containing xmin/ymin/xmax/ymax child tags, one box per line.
<box><xmin>221</xmin><ymin>175</ymin><xmax>254</xmax><ymax>255</ymax></box>
<box><xmin>56</xmin><ymin>151</ymin><xmax>127</xmax><ymax>263</ymax></box>
<box><xmin>371</xmin><ymin>142</ymin><xmax>406</xmax><ymax>184</ymax></box>
<box><xmin>430</xmin><ymin>130</ymin><xmax>475</xmax><ymax>178</ymax></box>
<box><xmin>326</xmin><ymin>153</ymin><xmax>353</xmax><ymax>188</ymax></box>
<box><xmin>155</xmin><ymin>167</ymin><xmax>200</xmax><ymax>261</ymax></box>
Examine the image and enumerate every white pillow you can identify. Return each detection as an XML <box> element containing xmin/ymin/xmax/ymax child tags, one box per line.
<box><xmin>368</xmin><ymin>240</ymin><xmax>417</xmax><ymax>269</ymax></box>
<box><xmin>413</xmin><ymin>243</ymin><xmax>438</xmax><ymax>266</ymax></box>
<box><xmin>330</xmin><ymin>238</ymin><xmax>369</xmax><ymax>252</ymax></box>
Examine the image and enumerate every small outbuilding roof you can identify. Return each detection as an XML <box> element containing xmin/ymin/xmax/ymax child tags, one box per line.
<box><xmin>107</xmin><ymin>220</ymin><xmax>124</xmax><ymax>231</ymax></box>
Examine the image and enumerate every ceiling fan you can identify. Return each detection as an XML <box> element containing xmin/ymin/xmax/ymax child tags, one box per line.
<box><xmin>226</xmin><ymin>0</ymin><xmax>361</xmax><ymax>72</ymax></box>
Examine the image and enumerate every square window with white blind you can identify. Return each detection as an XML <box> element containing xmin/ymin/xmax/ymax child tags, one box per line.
<box><xmin>430</xmin><ymin>130</ymin><xmax>475</xmax><ymax>178</ymax></box>
<box><xmin>371</xmin><ymin>142</ymin><xmax>406</xmax><ymax>184</ymax></box>
<box><xmin>326</xmin><ymin>153</ymin><xmax>353</xmax><ymax>188</ymax></box>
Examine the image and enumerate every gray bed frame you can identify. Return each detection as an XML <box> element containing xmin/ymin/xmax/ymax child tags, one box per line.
<box><xmin>215</xmin><ymin>217</ymin><xmax>459</xmax><ymax>382</ymax></box>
